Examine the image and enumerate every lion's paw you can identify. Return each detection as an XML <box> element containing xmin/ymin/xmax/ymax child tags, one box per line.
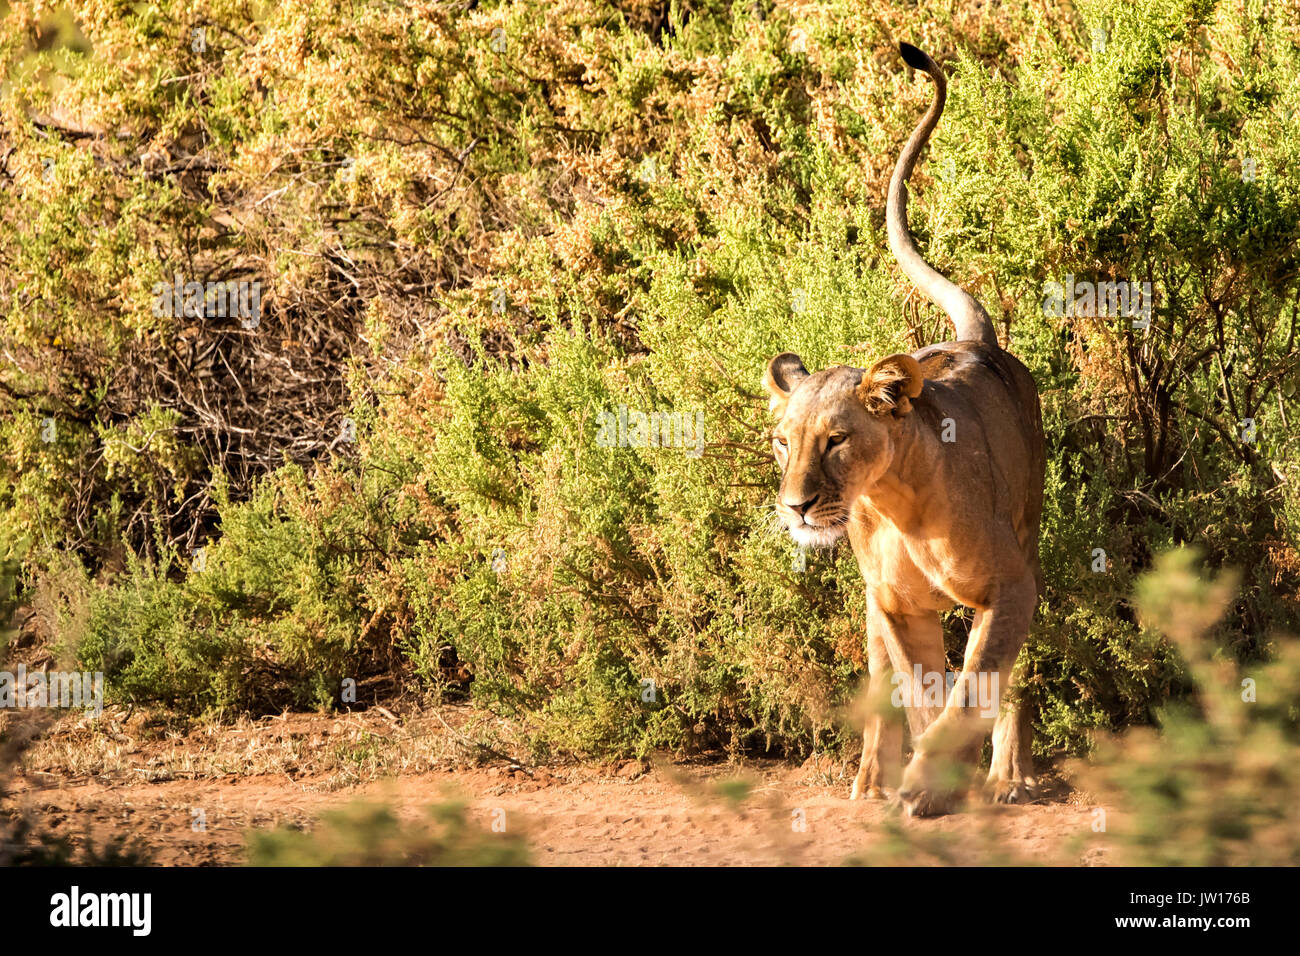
<box><xmin>897</xmin><ymin>785</ymin><xmax>958</xmax><ymax>817</ymax></box>
<box><xmin>983</xmin><ymin>775</ymin><xmax>1036</xmax><ymax>805</ymax></box>
<box><xmin>898</xmin><ymin>754</ymin><xmax>961</xmax><ymax>817</ymax></box>
<box><xmin>849</xmin><ymin>780</ymin><xmax>889</xmax><ymax>801</ymax></box>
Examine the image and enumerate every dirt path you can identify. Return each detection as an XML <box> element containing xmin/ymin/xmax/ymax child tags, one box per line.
<box><xmin>5</xmin><ymin>709</ymin><xmax>1111</xmax><ymax>865</ymax></box>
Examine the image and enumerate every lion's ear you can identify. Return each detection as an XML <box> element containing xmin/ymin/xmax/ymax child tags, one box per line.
<box><xmin>764</xmin><ymin>352</ymin><xmax>810</xmax><ymax>417</ymax></box>
<box><xmin>857</xmin><ymin>353</ymin><xmax>924</xmax><ymax>415</ymax></box>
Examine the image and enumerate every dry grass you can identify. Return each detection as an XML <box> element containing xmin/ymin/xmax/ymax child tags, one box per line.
<box><xmin>10</xmin><ymin>702</ymin><xmax>533</xmax><ymax>792</ymax></box>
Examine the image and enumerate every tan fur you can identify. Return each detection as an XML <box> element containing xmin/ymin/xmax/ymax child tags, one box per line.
<box><xmin>763</xmin><ymin>45</ymin><xmax>1046</xmax><ymax>817</ymax></box>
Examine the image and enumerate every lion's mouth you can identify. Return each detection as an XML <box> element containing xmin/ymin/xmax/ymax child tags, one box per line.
<box><xmin>785</xmin><ymin>514</ymin><xmax>848</xmax><ymax>549</ymax></box>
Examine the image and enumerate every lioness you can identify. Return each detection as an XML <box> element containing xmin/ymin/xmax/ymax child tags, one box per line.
<box><xmin>764</xmin><ymin>43</ymin><xmax>1046</xmax><ymax>817</ymax></box>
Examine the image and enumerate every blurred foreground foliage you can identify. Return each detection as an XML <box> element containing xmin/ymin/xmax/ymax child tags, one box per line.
<box><xmin>1080</xmin><ymin>547</ymin><xmax>1300</xmax><ymax>864</ymax></box>
<box><xmin>246</xmin><ymin>798</ymin><xmax>530</xmax><ymax>866</ymax></box>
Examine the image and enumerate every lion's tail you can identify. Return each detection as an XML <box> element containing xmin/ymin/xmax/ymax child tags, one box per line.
<box><xmin>887</xmin><ymin>43</ymin><xmax>998</xmax><ymax>349</ymax></box>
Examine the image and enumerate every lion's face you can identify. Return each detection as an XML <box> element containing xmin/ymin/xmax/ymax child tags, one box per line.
<box><xmin>764</xmin><ymin>352</ymin><xmax>924</xmax><ymax>548</ymax></box>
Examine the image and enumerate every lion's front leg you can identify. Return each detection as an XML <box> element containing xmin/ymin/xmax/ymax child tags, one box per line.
<box><xmin>851</xmin><ymin>628</ymin><xmax>902</xmax><ymax>799</ymax></box>
<box><xmin>851</xmin><ymin>712</ymin><xmax>902</xmax><ymax>800</ymax></box>
<box><xmin>862</xmin><ymin>602</ymin><xmax>947</xmax><ymax>804</ymax></box>
<box><xmin>899</xmin><ymin>575</ymin><xmax>1037</xmax><ymax>817</ymax></box>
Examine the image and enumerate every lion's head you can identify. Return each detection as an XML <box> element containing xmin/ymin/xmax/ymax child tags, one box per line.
<box><xmin>763</xmin><ymin>351</ymin><xmax>924</xmax><ymax>548</ymax></box>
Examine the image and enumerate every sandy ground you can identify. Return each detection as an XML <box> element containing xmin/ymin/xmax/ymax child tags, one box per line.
<box><xmin>3</xmin><ymin>708</ymin><xmax>1111</xmax><ymax>866</ymax></box>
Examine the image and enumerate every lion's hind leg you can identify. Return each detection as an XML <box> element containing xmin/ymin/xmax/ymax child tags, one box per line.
<box><xmin>985</xmin><ymin>655</ymin><xmax>1037</xmax><ymax>804</ymax></box>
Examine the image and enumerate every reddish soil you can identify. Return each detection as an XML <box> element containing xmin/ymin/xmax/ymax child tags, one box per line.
<box><xmin>3</xmin><ymin>709</ymin><xmax>1111</xmax><ymax>866</ymax></box>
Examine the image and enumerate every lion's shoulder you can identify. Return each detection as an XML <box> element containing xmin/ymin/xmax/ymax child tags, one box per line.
<box><xmin>912</xmin><ymin>341</ymin><xmax>1038</xmax><ymax>406</ymax></box>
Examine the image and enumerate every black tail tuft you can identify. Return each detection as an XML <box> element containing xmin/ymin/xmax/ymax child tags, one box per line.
<box><xmin>899</xmin><ymin>42</ymin><xmax>929</xmax><ymax>71</ymax></box>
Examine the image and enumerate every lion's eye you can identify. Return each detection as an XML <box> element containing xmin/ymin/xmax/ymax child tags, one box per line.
<box><xmin>773</xmin><ymin>436</ymin><xmax>788</xmax><ymax>449</ymax></box>
<box><xmin>826</xmin><ymin>434</ymin><xmax>846</xmax><ymax>449</ymax></box>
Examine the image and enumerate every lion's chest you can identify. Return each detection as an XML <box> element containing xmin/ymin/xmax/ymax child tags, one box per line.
<box><xmin>847</xmin><ymin>510</ymin><xmax>963</xmax><ymax>613</ymax></box>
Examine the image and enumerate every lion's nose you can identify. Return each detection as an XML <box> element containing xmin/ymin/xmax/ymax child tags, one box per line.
<box><xmin>783</xmin><ymin>493</ymin><xmax>820</xmax><ymax>518</ymax></box>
